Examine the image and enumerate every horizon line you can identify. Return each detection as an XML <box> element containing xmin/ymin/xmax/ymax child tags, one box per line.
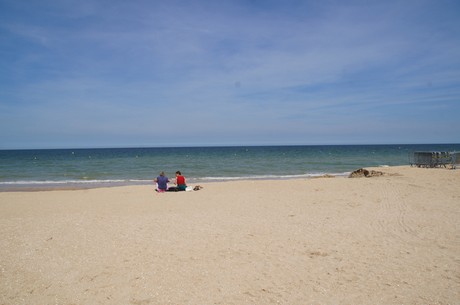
<box><xmin>1</xmin><ymin>142</ymin><xmax>460</xmax><ymax>151</ymax></box>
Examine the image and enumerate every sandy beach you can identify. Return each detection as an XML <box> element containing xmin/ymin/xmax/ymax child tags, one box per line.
<box><xmin>0</xmin><ymin>166</ymin><xmax>459</xmax><ymax>305</ymax></box>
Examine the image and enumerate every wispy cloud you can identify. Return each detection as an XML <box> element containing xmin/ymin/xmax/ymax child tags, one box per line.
<box><xmin>1</xmin><ymin>0</ymin><xmax>459</xmax><ymax>148</ymax></box>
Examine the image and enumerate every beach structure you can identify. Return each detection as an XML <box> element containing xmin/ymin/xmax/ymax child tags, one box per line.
<box><xmin>410</xmin><ymin>151</ymin><xmax>459</xmax><ymax>169</ymax></box>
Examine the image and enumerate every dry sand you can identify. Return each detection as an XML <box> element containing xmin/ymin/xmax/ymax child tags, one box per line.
<box><xmin>0</xmin><ymin>166</ymin><xmax>459</xmax><ymax>305</ymax></box>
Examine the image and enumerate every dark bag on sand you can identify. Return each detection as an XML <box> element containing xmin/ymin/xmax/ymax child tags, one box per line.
<box><xmin>166</xmin><ymin>187</ymin><xmax>179</xmax><ymax>192</ymax></box>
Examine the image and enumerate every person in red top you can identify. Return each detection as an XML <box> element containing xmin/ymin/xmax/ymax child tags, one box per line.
<box><xmin>175</xmin><ymin>171</ymin><xmax>187</xmax><ymax>191</ymax></box>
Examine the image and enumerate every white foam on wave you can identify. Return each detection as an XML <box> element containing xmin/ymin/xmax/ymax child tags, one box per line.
<box><xmin>0</xmin><ymin>179</ymin><xmax>151</xmax><ymax>185</ymax></box>
<box><xmin>194</xmin><ymin>172</ymin><xmax>350</xmax><ymax>182</ymax></box>
<box><xmin>0</xmin><ymin>173</ymin><xmax>352</xmax><ymax>189</ymax></box>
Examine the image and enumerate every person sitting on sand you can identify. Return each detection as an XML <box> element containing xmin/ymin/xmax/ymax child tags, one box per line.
<box><xmin>154</xmin><ymin>171</ymin><xmax>169</xmax><ymax>192</ymax></box>
<box><xmin>175</xmin><ymin>171</ymin><xmax>187</xmax><ymax>191</ymax></box>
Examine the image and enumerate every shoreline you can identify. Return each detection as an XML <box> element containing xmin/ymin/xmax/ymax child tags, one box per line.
<box><xmin>0</xmin><ymin>173</ymin><xmax>353</xmax><ymax>192</ymax></box>
<box><xmin>1</xmin><ymin>165</ymin><xmax>459</xmax><ymax>304</ymax></box>
<box><xmin>2</xmin><ymin>165</ymin><xmax>421</xmax><ymax>192</ymax></box>
<box><xmin>0</xmin><ymin>164</ymin><xmax>454</xmax><ymax>192</ymax></box>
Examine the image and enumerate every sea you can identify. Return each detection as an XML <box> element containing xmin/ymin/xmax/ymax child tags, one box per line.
<box><xmin>1</xmin><ymin>144</ymin><xmax>459</xmax><ymax>191</ymax></box>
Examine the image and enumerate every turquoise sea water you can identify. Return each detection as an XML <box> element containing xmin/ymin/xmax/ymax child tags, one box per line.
<box><xmin>1</xmin><ymin>144</ymin><xmax>459</xmax><ymax>190</ymax></box>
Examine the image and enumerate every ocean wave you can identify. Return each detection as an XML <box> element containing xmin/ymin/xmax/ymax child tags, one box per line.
<box><xmin>0</xmin><ymin>172</ymin><xmax>351</xmax><ymax>187</ymax></box>
<box><xmin>194</xmin><ymin>172</ymin><xmax>350</xmax><ymax>181</ymax></box>
<box><xmin>0</xmin><ymin>179</ymin><xmax>152</xmax><ymax>185</ymax></box>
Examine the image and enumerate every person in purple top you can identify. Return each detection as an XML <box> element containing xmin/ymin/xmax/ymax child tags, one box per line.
<box><xmin>154</xmin><ymin>171</ymin><xmax>169</xmax><ymax>192</ymax></box>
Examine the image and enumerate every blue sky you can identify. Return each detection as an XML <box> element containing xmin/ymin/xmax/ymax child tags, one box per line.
<box><xmin>1</xmin><ymin>0</ymin><xmax>459</xmax><ymax>149</ymax></box>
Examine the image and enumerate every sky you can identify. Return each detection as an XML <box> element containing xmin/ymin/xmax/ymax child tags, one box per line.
<box><xmin>1</xmin><ymin>0</ymin><xmax>459</xmax><ymax>149</ymax></box>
